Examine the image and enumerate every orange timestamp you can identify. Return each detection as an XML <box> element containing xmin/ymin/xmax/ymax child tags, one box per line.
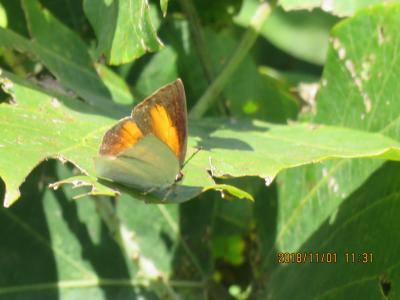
<box><xmin>278</xmin><ymin>252</ymin><xmax>337</xmax><ymax>264</ymax></box>
<box><xmin>277</xmin><ymin>252</ymin><xmax>374</xmax><ymax>264</ymax></box>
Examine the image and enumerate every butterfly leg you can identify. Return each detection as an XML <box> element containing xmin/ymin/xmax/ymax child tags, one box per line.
<box><xmin>161</xmin><ymin>184</ymin><xmax>179</xmax><ymax>202</ymax></box>
<box><xmin>142</xmin><ymin>187</ymin><xmax>157</xmax><ymax>195</ymax></box>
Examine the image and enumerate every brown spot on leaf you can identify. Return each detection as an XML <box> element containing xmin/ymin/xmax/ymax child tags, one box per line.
<box><xmin>378</xmin><ymin>25</ymin><xmax>385</xmax><ymax>45</ymax></box>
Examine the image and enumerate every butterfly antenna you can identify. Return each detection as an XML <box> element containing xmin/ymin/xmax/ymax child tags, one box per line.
<box><xmin>182</xmin><ymin>147</ymin><xmax>202</xmax><ymax>170</ymax></box>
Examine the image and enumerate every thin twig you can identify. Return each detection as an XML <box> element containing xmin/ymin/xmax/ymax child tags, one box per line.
<box><xmin>178</xmin><ymin>0</ymin><xmax>228</xmax><ymax>115</ymax></box>
<box><xmin>189</xmin><ymin>1</ymin><xmax>274</xmax><ymax>119</ymax></box>
<box><xmin>178</xmin><ymin>0</ymin><xmax>215</xmax><ymax>83</ymax></box>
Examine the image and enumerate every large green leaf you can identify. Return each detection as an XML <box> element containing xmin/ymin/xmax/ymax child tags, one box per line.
<box><xmin>0</xmin><ymin>0</ymin><xmax>136</xmax><ymax>117</ymax></box>
<box><xmin>1</xmin><ymin>71</ymin><xmax>400</xmax><ymax>208</ymax></box>
<box><xmin>0</xmin><ymin>71</ymin><xmax>118</xmax><ymax>206</ymax></box>
<box><xmin>257</xmin><ymin>6</ymin><xmax>400</xmax><ymax>298</ymax></box>
<box><xmin>236</xmin><ymin>0</ymin><xmax>339</xmax><ymax>65</ymax></box>
<box><xmin>261</xmin><ymin>162</ymin><xmax>400</xmax><ymax>299</ymax></box>
<box><xmin>83</xmin><ymin>0</ymin><xmax>163</xmax><ymax>65</ymax></box>
<box><xmin>273</xmin><ymin>3</ymin><xmax>400</xmax><ymax>256</ymax></box>
<box><xmin>20</xmin><ymin>0</ymin><xmax>121</xmax><ymax>114</ymax></box>
<box><xmin>0</xmin><ymin>162</ymin><xmax>199</xmax><ymax>299</ymax></box>
<box><xmin>278</xmin><ymin>0</ymin><xmax>400</xmax><ymax>16</ymax></box>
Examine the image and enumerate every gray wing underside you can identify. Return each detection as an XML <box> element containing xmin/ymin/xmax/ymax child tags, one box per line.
<box><xmin>95</xmin><ymin>134</ymin><xmax>180</xmax><ymax>191</ymax></box>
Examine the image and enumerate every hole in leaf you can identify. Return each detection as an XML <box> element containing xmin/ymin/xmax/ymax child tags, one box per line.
<box><xmin>160</xmin><ymin>230</ymin><xmax>174</xmax><ymax>251</ymax></box>
<box><xmin>0</xmin><ymin>177</ymin><xmax>5</xmax><ymax>202</ymax></box>
<box><xmin>379</xmin><ymin>274</ymin><xmax>391</xmax><ymax>297</ymax></box>
<box><xmin>0</xmin><ymin>77</ymin><xmax>15</xmax><ymax>104</ymax></box>
<box><xmin>0</xmin><ymin>88</ymin><xmax>10</xmax><ymax>104</ymax></box>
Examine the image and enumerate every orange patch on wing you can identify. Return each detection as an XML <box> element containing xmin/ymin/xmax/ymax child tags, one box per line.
<box><xmin>150</xmin><ymin>104</ymin><xmax>180</xmax><ymax>158</ymax></box>
<box><xmin>99</xmin><ymin>119</ymin><xmax>143</xmax><ymax>156</ymax></box>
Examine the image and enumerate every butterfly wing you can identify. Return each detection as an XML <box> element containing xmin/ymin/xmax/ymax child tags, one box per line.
<box><xmin>95</xmin><ymin>134</ymin><xmax>179</xmax><ymax>190</ymax></box>
<box><xmin>132</xmin><ymin>79</ymin><xmax>187</xmax><ymax>166</ymax></box>
<box><xmin>98</xmin><ymin>117</ymin><xmax>143</xmax><ymax>156</ymax></box>
<box><xmin>95</xmin><ymin>79</ymin><xmax>187</xmax><ymax>191</ymax></box>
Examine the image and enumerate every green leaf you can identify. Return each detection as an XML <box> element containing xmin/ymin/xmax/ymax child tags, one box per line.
<box><xmin>262</xmin><ymin>162</ymin><xmax>400</xmax><ymax>299</ymax></box>
<box><xmin>39</xmin><ymin>0</ymin><xmax>88</xmax><ymax>37</ymax></box>
<box><xmin>278</xmin><ymin>0</ymin><xmax>400</xmax><ymax>16</ymax></box>
<box><xmin>212</xmin><ymin>235</ymin><xmax>246</xmax><ymax>265</ymax></box>
<box><xmin>95</xmin><ymin>63</ymin><xmax>134</xmax><ymax>106</ymax></box>
<box><xmin>274</xmin><ymin>3</ymin><xmax>400</xmax><ymax>257</ymax></box>
<box><xmin>168</xmin><ymin>194</ymin><xmax>214</xmax><ymax>298</ymax></box>
<box><xmin>2</xmin><ymin>71</ymin><xmax>400</xmax><ymax>207</ymax></box>
<box><xmin>0</xmin><ymin>71</ymin><xmax>115</xmax><ymax>206</ymax></box>
<box><xmin>189</xmin><ymin>0</ymin><xmax>243</xmax><ymax>28</ymax></box>
<box><xmin>258</xmin><ymin>5</ymin><xmax>400</xmax><ymax>299</ymax></box>
<box><xmin>203</xmin><ymin>25</ymin><xmax>300</xmax><ymax>121</ymax></box>
<box><xmin>20</xmin><ymin>0</ymin><xmax>120</xmax><ymax>114</ymax></box>
<box><xmin>203</xmin><ymin>184</ymin><xmax>254</xmax><ymax>201</ymax></box>
<box><xmin>83</xmin><ymin>0</ymin><xmax>163</xmax><ymax>65</ymax></box>
<box><xmin>236</xmin><ymin>1</ymin><xmax>339</xmax><ymax>65</ymax></box>
<box><xmin>49</xmin><ymin>175</ymin><xmax>119</xmax><ymax>199</ymax></box>
<box><xmin>0</xmin><ymin>27</ymin><xmax>32</xmax><ymax>56</ymax></box>
<box><xmin>160</xmin><ymin>0</ymin><xmax>168</xmax><ymax>16</ymax></box>
<box><xmin>133</xmin><ymin>46</ymin><xmax>179</xmax><ymax>100</ymax></box>
<box><xmin>0</xmin><ymin>162</ymin><xmax>188</xmax><ymax>299</ymax></box>
<box><xmin>0</xmin><ymin>2</ymin><xmax>7</xmax><ymax>28</ymax></box>
<box><xmin>163</xmin><ymin>24</ymin><xmax>299</xmax><ymax>121</ymax></box>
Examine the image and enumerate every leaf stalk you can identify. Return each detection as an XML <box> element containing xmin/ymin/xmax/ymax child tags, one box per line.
<box><xmin>189</xmin><ymin>1</ymin><xmax>274</xmax><ymax>119</ymax></box>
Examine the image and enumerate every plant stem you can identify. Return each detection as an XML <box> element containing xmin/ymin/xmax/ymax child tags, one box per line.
<box><xmin>178</xmin><ymin>0</ymin><xmax>229</xmax><ymax>115</ymax></box>
<box><xmin>178</xmin><ymin>0</ymin><xmax>215</xmax><ymax>83</ymax></box>
<box><xmin>189</xmin><ymin>1</ymin><xmax>274</xmax><ymax>119</ymax></box>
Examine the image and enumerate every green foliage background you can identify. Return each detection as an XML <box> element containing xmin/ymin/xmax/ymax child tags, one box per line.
<box><xmin>0</xmin><ymin>0</ymin><xmax>400</xmax><ymax>299</ymax></box>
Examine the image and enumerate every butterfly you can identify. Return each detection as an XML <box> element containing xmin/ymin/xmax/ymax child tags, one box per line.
<box><xmin>94</xmin><ymin>79</ymin><xmax>187</xmax><ymax>192</ymax></box>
